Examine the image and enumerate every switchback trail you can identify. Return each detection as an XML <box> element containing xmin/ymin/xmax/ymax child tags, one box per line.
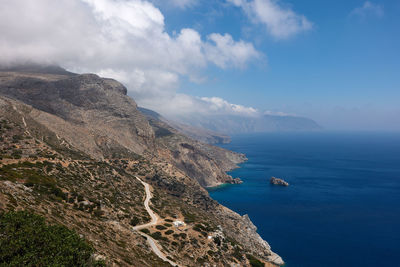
<box><xmin>132</xmin><ymin>177</ymin><xmax>180</xmax><ymax>267</ymax></box>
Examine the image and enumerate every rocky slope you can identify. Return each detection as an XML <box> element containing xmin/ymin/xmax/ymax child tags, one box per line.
<box><xmin>0</xmin><ymin>67</ymin><xmax>283</xmax><ymax>266</ymax></box>
<box><xmin>0</xmin><ymin>70</ymin><xmax>244</xmax><ymax>187</ymax></box>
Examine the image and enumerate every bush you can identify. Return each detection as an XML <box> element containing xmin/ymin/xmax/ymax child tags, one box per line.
<box><xmin>150</xmin><ymin>231</ymin><xmax>162</xmax><ymax>240</ymax></box>
<box><xmin>165</xmin><ymin>230</ymin><xmax>174</xmax><ymax>235</ymax></box>
<box><xmin>0</xmin><ymin>211</ymin><xmax>104</xmax><ymax>266</ymax></box>
<box><xmin>140</xmin><ymin>229</ymin><xmax>150</xmax><ymax>234</ymax></box>
<box><xmin>130</xmin><ymin>217</ymin><xmax>140</xmax><ymax>226</ymax></box>
<box><xmin>150</xmin><ymin>231</ymin><xmax>168</xmax><ymax>242</ymax></box>
<box><xmin>179</xmin><ymin>233</ymin><xmax>187</xmax><ymax>239</ymax></box>
<box><xmin>246</xmin><ymin>254</ymin><xmax>264</xmax><ymax>267</ymax></box>
<box><xmin>155</xmin><ymin>225</ymin><xmax>167</xmax><ymax>231</ymax></box>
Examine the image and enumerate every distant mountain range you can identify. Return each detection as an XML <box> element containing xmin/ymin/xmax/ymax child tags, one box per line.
<box><xmin>166</xmin><ymin>113</ymin><xmax>322</xmax><ymax>135</ymax></box>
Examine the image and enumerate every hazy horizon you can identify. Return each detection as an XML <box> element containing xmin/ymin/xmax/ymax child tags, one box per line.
<box><xmin>1</xmin><ymin>0</ymin><xmax>399</xmax><ymax>131</ymax></box>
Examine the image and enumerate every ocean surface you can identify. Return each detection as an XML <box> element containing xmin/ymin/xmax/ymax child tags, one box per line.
<box><xmin>209</xmin><ymin>132</ymin><xmax>400</xmax><ymax>267</ymax></box>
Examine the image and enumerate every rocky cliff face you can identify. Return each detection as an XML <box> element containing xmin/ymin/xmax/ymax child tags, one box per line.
<box><xmin>0</xmin><ymin>68</ymin><xmax>282</xmax><ymax>266</ymax></box>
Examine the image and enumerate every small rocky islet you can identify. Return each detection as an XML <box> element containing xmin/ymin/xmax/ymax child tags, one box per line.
<box><xmin>270</xmin><ymin>177</ymin><xmax>289</xmax><ymax>187</ymax></box>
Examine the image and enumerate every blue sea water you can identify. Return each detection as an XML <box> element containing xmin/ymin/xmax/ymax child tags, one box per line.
<box><xmin>209</xmin><ymin>132</ymin><xmax>400</xmax><ymax>267</ymax></box>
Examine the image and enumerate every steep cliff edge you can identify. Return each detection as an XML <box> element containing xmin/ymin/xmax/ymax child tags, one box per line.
<box><xmin>0</xmin><ymin>68</ymin><xmax>282</xmax><ymax>266</ymax></box>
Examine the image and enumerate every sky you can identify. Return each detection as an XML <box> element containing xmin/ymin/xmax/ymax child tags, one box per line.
<box><xmin>0</xmin><ymin>0</ymin><xmax>399</xmax><ymax>130</ymax></box>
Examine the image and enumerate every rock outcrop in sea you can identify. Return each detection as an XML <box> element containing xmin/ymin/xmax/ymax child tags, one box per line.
<box><xmin>270</xmin><ymin>177</ymin><xmax>289</xmax><ymax>186</ymax></box>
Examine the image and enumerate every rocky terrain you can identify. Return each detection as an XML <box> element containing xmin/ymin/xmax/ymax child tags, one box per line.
<box><xmin>270</xmin><ymin>177</ymin><xmax>289</xmax><ymax>187</ymax></box>
<box><xmin>0</xmin><ymin>67</ymin><xmax>283</xmax><ymax>266</ymax></box>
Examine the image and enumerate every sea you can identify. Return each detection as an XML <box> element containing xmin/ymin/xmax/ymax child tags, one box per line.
<box><xmin>208</xmin><ymin>132</ymin><xmax>400</xmax><ymax>267</ymax></box>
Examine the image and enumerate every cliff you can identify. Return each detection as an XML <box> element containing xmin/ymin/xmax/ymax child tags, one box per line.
<box><xmin>0</xmin><ymin>67</ymin><xmax>282</xmax><ymax>266</ymax></box>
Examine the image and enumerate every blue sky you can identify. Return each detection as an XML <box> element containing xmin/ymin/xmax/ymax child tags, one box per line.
<box><xmin>1</xmin><ymin>0</ymin><xmax>399</xmax><ymax>130</ymax></box>
<box><xmin>157</xmin><ymin>0</ymin><xmax>400</xmax><ymax>130</ymax></box>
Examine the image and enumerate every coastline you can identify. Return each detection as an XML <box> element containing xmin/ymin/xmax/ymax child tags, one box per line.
<box><xmin>207</xmin><ymin>148</ymin><xmax>284</xmax><ymax>266</ymax></box>
<box><xmin>206</xmin><ymin>182</ymin><xmax>233</xmax><ymax>191</ymax></box>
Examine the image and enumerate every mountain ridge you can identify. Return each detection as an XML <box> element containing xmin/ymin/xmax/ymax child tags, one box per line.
<box><xmin>167</xmin><ymin>112</ymin><xmax>322</xmax><ymax>135</ymax></box>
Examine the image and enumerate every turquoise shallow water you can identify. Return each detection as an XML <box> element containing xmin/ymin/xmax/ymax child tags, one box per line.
<box><xmin>209</xmin><ymin>132</ymin><xmax>400</xmax><ymax>267</ymax></box>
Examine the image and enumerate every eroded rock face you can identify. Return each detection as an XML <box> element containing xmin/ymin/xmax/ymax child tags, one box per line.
<box><xmin>270</xmin><ymin>177</ymin><xmax>289</xmax><ymax>186</ymax></box>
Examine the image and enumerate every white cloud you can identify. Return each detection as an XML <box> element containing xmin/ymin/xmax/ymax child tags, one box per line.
<box><xmin>0</xmin><ymin>0</ymin><xmax>261</xmax><ymax>116</ymax></box>
<box><xmin>227</xmin><ymin>0</ymin><xmax>312</xmax><ymax>39</ymax></box>
<box><xmin>200</xmin><ymin>97</ymin><xmax>259</xmax><ymax>116</ymax></box>
<box><xmin>205</xmin><ymin>33</ymin><xmax>261</xmax><ymax>69</ymax></box>
<box><xmin>141</xmin><ymin>94</ymin><xmax>260</xmax><ymax>118</ymax></box>
<box><xmin>350</xmin><ymin>1</ymin><xmax>384</xmax><ymax>19</ymax></box>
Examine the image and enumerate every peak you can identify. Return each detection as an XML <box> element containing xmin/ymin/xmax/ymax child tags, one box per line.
<box><xmin>0</xmin><ymin>63</ymin><xmax>75</xmax><ymax>76</ymax></box>
<box><xmin>54</xmin><ymin>74</ymin><xmax>128</xmax><ymax>96</ymax></box>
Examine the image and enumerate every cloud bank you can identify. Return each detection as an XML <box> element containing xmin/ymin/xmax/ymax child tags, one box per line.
<box><xmin>0</xmin><ymin>0</ymin><xmax>261</xmax><ymax>116</ymax></box>
<box><xmin>227</xmin><ymin>0</ymin><xmax>312</xmax><ymax>39</ymax></box>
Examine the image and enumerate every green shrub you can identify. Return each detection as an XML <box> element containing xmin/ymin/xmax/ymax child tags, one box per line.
<box><xmin>246</xmin><ymin>254</ymin><xmax>264</xmax><ymax>267</ymax></box>
<box><xmin>165</xmin><ymin>230</ymin><xmax>174</xmax><ymax>235</ymax></box>
<box><xmin>140</xmin><ymin>229</ymin><xmax>150</xmax><ymax>234</ymax></box>
<box><xmin>155</xmin><ymin>225</ymin><xmax>167</xmax><ymax>230</ymax></box>
<box><xmin>172</xmin><ymin>233</ymin><xmax>180</xmax><ymax>239</ymax></box>
<box><xmin>130</xmin><ymin>217</ymin><xmax>140</xmax><ymax>226</ymax></box>
<box><xmin>150</xmin><ymin>231</ymin><xmax>168</xmax><ymax>242</ymax></box>
<box><xmin>150</xmin><ymin>231</ymin><xmax>162</xmax><ymax>240</ymax></box>
<box><xmin>179</xmin><ymin>233</ymin><xmax>187</xmax><ymax>239</ymax></box>
<box><xmin>0</xmin><ymin>211</ymin><xmax>104</xmax><ymax>266</ymax></box>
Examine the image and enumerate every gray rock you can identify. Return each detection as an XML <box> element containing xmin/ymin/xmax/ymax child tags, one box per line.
<box><xmin>270</xmin><ymin>177</ymin><xmax>289</xmax><ymax>186</ymax></box>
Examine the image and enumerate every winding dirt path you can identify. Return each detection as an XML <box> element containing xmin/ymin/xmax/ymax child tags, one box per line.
<box><xmin>132</xmin><ymin>177</ymin><xmax>180</xmax><ymax>267</ymax></box>
<box><xmin>131</xmin><ymin>178</ymin><xmax>159</xmax><ymax>231</ymax></box>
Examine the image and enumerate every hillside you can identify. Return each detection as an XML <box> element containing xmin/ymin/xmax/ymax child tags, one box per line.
<box><xmin>0</xmin><ymin>68</ymin><xmax>283</xmax><ymax>266</ymax></box>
